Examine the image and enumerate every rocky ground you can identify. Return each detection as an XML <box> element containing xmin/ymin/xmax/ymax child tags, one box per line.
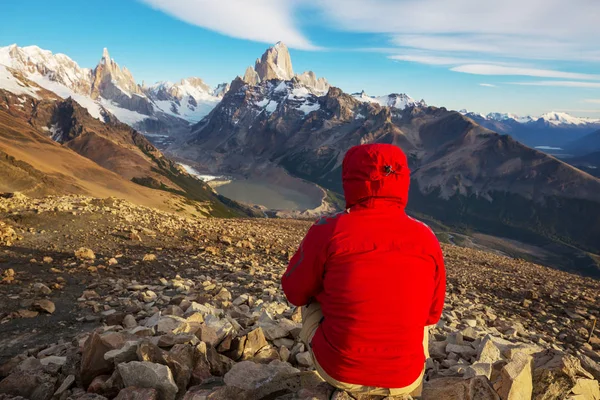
<box><xmin>0</xmin><ymin>194</ymin><xmax>599</xmax><ymax>400</ymax></box>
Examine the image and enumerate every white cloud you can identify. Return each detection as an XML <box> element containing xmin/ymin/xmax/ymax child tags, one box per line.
<box><xmin>480</xmin><ymin>83</ymin><xmax>496</xmax><ymax>87</ymax></box>
<box><xmin>388</xmin><ymin>54</ymin><xmax>479</xmax><ymax>65</ymax></box>
<box><xmin>309</xmin><ymin>0</ymin><xmax>600</xmax><ymax>67</ymax></box>
<box><xmin>140</xmin><ymin>0</ymin><xmax>317</xmax><ymax>50</ymax></box>
<box><xmin>452</xmin><ymin>65</ymin><xmax>600</xmax><ymax>81</ymax></box>
<box><xmin>583</xmin><ymin>99</ymin><xmax>600</xmax><ymax>104</ymax></box>
<box><xmin>509</xmin><ymin>81</ymin><xmax>600</xmax><ymax>88</ymax></box>
<box><xmin>390</xmin><ymin>34</ymin><xmax>600</xmax><ymax>62</ymax></box>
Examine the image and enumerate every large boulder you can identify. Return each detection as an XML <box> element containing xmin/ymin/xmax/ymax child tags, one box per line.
<box><xmin>0</xmin><ymin>369</ymin><xmax>57</xmax><ymax>400</ymax></box>
<box><xmin>81</xmin><ymin>332</ymin><xmax>126</xmax><ymax>387</ymax></box>
<box><xmin>117</xmin><ymin>362</ymin><xmax>178</xmax><ymax>400</ymax></box>
<box><xmin>532</xmin><ymin>350</ymin><xmax>595</xmax><ymax>400</ymax></box>
<box><xmin>495</xmin><ymin>352</ymin><xmax>533</xmax><ymax>400</ymax></box>
<box><xmin>223</xmin><ymin>360</ymin><xmax>300</xmax><ymax>391</ymax></box>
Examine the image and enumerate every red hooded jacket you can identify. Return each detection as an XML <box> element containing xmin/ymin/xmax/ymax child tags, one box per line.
<box><xmin>282</xmin><ymin>143</ymin><xmax>446</xmax><ymax>388</ymax></box>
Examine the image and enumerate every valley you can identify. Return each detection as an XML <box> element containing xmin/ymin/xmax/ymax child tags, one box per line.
<box><xmin>1</xmin><ymin>40</ymin><xmax>600</xmax><ymax>279</ymax></box>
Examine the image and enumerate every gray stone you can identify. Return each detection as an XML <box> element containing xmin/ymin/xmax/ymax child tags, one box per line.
<box><xmin>114</xmin><ymin>387</ymin><xmax>159</xmax><ymax>400</ymax></box>
<box><xmin>104</xmin><ymin>341</ymin><xmax>139</xmax><ymax>365</ymax></box>
<box><xmin>223</xmin><ymin>360</ymin><xmax>300</xmax><ymax>390</ymax></box>
<box><xmin>464</xmin><ymin>363</ymin><xmax>492</xmax><ymax>380</ymax></box>
<box><xmin>117</xmin><ymin>362</ymin><xmax>178</xmax><ymax>400</ymax></box>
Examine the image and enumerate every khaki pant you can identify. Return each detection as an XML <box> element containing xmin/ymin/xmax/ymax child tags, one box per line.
<box><xmin>299</xmin><ymin>302</ymin><xmax>429</xmax><ymax>397</ymax></box>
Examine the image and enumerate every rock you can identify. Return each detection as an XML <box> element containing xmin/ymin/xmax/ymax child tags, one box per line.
<box><xmin>88</xmin><ymin>375</ymin><xmax>110</xmax><ymax>394</ymax></box>
<box><xmin>114</xmin><ymin>387</ymin><xmax>159</xmax><ymax>400</ymax></box>
<box><xmin>123</xmin><ymin>315</ymin><xmax>137</xmax><ymax>329</ymax></box>
<box><xmin>478</xmin><ymin>336</ymin><xmax>503</xmax><ymax>364</ymax></box>
<box><xmin>191</xmin><ymin>343</ymin><xmax>212</xmax><ymax>385</ymax></box>
<box><xmin>142</xmin><ymin>254</ymin><xmax>157</xmax><ymax>262</ymax></box>
<box><xmin>250</xmin><ymin>370</ymin><xmax>324</xmax><ymax>399</ymax></box>
<box><xmin>296</xmin><ymin>351</ymin><xmax>314</xmax><ymax>368</ymax></box>
<box><xmin>279</xmin><ymin>346</ymin><xmax>291</xmax><ymax>362</ymax></box>
<box><xmin>81</xmin><ymin>332</ymin><xmax>124</xmax><ymax>387</ymax></box>
<box><xmin>224</xmin><ymin>336</ymin><xmax>246</xmax><ymax>361</ymax></box>
<box><xmin>219</xmin><ymin>236</ymin><xmax>233</xmax><ymax>245</ymax></box>
<box><xmin>17</xmin><ymin>309</ymin><xmax>38</xmax><ymax>318</ymax></box>
<box><xmin>464</xmin><ymin>363</ymin><xmax>493</xmax><ymax>380</ymax></box>
<box><xmin>117</xmin><ymin>362</ymin><xmax>178</xmax><ymax>400</ymax></box>
<box><xmin>141</xmin><ymin>290</ymin><xmax>158</xmax><ymax>303</ymax></box>
<box><xmin>204</xmin><ymin>315</ymin><xmax>235</xmax><ymax>343</ymax></box>
<box><xmin>39</xmin><ymin>356</ymin><xmax>66</xmax><ymax>366</ymax></box>
<box><xmin>196</xmin><ymin>325</ymin><xmax>219</xmax><ymax>347</ymax></box>
<box><xmin>495</xmin><ymin>352</ymin><xmax>533</xmax><ymax>400</ymax></box>
<box><xmin>242</xmin><ymin>328</ymin><xmax>268</xmax><ymax>360</ymax></box>
<box><xmin>104</xmin><ymin>341</ymin><xmax>139</xmax><ymax>365</ymax></box>
<box><xmin>206</xmin><ymin>346</ymin><xmax>234</xmax><ymax>376</ymax></box>
<box><xmin>32</xmin><ymin>299</ymin><xmax>55</xmax><ymax>314</ymax></box>
<box><xmin>532</xmin><ymin>350</ymin><xmax>594</xmax><ymax>400</ymax></box>
<box><xmin>570</xmin><ymin>378</ymin><xmax>600</xmax><ymax>399</ymax></box>
<box><xmin>446</xmin><ymin>343</ymin><xmax>477</xmax><ymax>359</ymax></box>
<box><xmin>54</xmin><ymin>374</ymin><xmax>76</xmax><ymax>397</ymax></box>
<box><xmin>0</xmin><ymin>370</ymin><xmax>57</xmax><ymax>400</ymax></box>
<box><xmin>136</xmin><ymin>341</ymin><xmax>192</xmax><ymax>396</ymax></box>
<box><xmin>223</xmin><ymin>360</ymin><xmax>299</xmax><ymax>390</ymax></box>
<box><xmin>579</xmin><ymin>354</ymin><xmax>600</xmax><ymax>381</ymax></box>
<box><xmin>75</xmin><ymin>247</ymin><xmax>96</xmax><ymax>260</ymax></box>
<box><xmin>157</xmin><ymin>316</ymin><xmax>191</xmax><ymax>335</ymax></box>
<box><xmin>422</xmin><ymin>376</ymin><xmax>500</xmax><ymax>399</ymax></box>
<box><xmin>33</xmin><ymin>282</ymin><xmax>52</xmax><ymax>295</ymax></box>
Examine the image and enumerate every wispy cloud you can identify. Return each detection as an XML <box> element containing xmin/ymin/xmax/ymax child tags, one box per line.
<box><xmin>388</xmin><ymin>54</ymin><xmax>478</xmax><ymax>65</ymax></box>
<box><xmin>509</xmin><ymin>81</ymin><xmax>600</xmax><ymax>88</ymax></box>
<box><xmin>309</xmin><ymin>0</ymin><xmax>600</xmax><ymax>84</ymax></box>
<box><xmin>583</xmin><ymin>99</ymin><xmax>600</xmax><ymax>104</ymax></box>
<box><xmin>139</xmin><ymin>0</ymin><xmax>318</xmax><ymax>50</ymax></box>
<box><xmin>452</xmin><ymin>65</ymin><xmax>600</xmax><ymax>81</ymax></box>
<box><xmin>480</xmin><ymin>83</ymin><xmax>496</xmax><ymax>87</ymax></box>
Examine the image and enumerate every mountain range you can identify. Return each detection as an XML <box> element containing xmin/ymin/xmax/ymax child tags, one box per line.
<box><xmin>0</xmin><ymin>63</ymin><xmax>255</xmax><ymax>218</ymax></box>
<box><xmin>460</xmin><ymin>110</ymin><xmax>600</xmax><ymax>150</ymax></box>
<box><xmin>1</xmin><ymin>42</ymin><xmax>600</xmax><ymax>276</ymax></box>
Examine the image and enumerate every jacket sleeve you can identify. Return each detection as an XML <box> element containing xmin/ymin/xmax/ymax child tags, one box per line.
<box><xmin>281</xmin><ymin>217</ymin><xmax>335</xmax><ymax>306</ymax></box>
<box><xmin>426</xmin><ymin>236</ymin><xmax>446</xmax><ymax>326</ymax></box>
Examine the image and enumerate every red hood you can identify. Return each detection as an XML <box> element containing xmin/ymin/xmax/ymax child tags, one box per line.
<box><xmin>342</xmin><ymin>144</ymin><xmax>410</xmax><ymax>209</ymax></box>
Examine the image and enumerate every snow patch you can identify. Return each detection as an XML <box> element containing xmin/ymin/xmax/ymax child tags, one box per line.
<box><xmin>99</xmin><ymin>98</ymin><xmax>148</xmax><ymax>125</ymax></box>
<box><xmin>298</xmin><ymin>102</ymin><xmax>320</xmax><ymax>114</ymax></box>
<box><xmin>0</xmin><ymin>65</ymin><xmax>40</xmax><ymax>99</ymax></box>
<box><xmin>29</xmin><ymin>74</ymin><xmax>104</xmax><ymax>119</ymax></box>
<box><xmin>274</xmin><ymin>81</ymin><xmax>288</xmax><ymax>93</ymax></box>
<box><xmin>265</xmin><ymin>100</ymin><xmax>278</xmax><ymax>113</ymax></box>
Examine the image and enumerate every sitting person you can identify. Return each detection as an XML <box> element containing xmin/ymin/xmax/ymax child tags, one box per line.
<box><xmin>282</xmin><ymin>143</ymin><xmax>446</xmax><ymax>397</ymax></box>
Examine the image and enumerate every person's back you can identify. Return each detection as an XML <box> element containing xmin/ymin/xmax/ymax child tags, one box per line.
<box><xmin>282</xmin><ymin>143</ymin><xmax>446</xmax><ymax>396</ymax></box>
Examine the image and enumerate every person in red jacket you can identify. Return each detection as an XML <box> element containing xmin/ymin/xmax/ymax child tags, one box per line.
<box><xmin>281</xmin><ymin>143</ymin><xmax>446</xmax><ymax>397</ymax></box>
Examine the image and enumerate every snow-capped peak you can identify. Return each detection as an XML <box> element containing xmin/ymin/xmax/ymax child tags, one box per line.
<box><xmin>538</xmin><ymin>112</ymin><xmax>598</xmax><ymax>126</ymax></box>
<box><xmin>352</xmin><ymin>91</ymin><xmax>427</xmax><ymax>110</ymax></box>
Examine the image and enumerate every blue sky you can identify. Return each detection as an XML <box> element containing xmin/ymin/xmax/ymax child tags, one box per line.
<box><xmin>2</xmin><ymin>0</ymin><xmax>600</xmax><ymax>117</ymax></box>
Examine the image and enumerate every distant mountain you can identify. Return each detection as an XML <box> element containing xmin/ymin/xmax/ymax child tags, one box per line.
<box><xmin>0</xmin><ymin>44</ymin><xmax>227</xmax><ymax>135</ymax></box>
<box><xmin>565</xmin><ymin>129</ymin><xmax>600</xmax><ymax>153</ymax></box>
<box><xmin>460</xmin><ymin>110</ymin><xmax>600</xmax><ymax>149</ymax></box>
<box><xmin>0</xmin><ymin>67</ymin><xmax>254</xmax><ymax>217</ymax></box>
<box><xmin>171</xmin><ymin>43</ymin><xmax>600</xmax><ymax>258</ymax></box>
<box><xmin>352</xmin><ymin>90</ymin><xmax>427</xmax><ymax>110</ymax></box>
